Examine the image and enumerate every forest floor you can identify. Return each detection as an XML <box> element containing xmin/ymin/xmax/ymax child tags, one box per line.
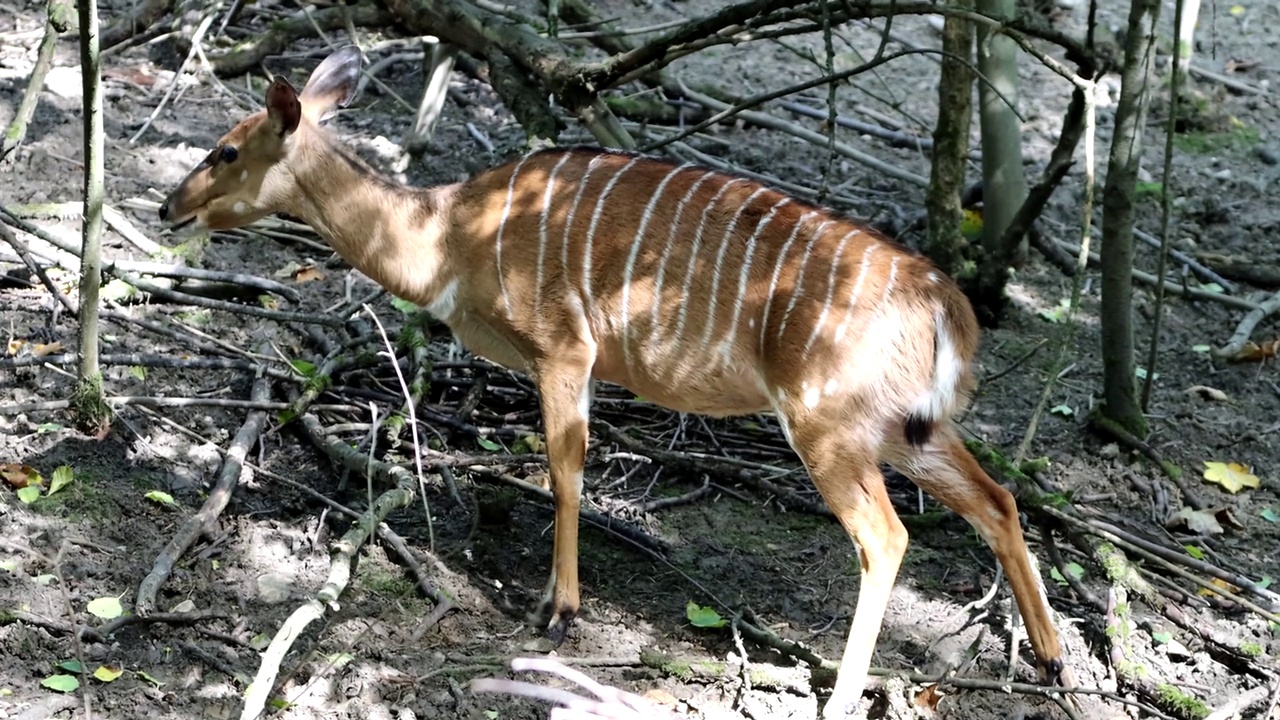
<box><xmin>1</xmin><ymin>0</ymin><xmax>1278</xmax><ymax>718</ymax></box>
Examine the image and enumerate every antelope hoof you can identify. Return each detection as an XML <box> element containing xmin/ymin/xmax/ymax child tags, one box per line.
<box><xmin>545</xmin><ymin>609</ymin><xmax>576</xmax><ymax>646</ymax></box>
<box><xmin>1039</xmin><ymin>657</ymin><xmax>1066</xmax><ymax>686</ymax></box>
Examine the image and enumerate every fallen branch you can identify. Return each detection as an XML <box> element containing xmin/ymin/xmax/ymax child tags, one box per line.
<box><xmin>1213</xmin><ymin>287</ymin><xmax>1280</xmax><ymax>360</ymax></box>
<box><xmin>237</xmin><ymin>469</ymin><xmax>416</xmax><ymax>720</ymax></box>
<box><xmin>205</xmin><ymin>3</ymin><xmax>395</xmax><ymax>78</ymax></box>
<box><xmin>136</xmin><ymin>358</ymin><xmax>272</xmax><ymax>615</ymax></box>
<box><xmin>471</xmin><ymin>656</ymin><xmax>676</xmax><ymax>720</ymax></box>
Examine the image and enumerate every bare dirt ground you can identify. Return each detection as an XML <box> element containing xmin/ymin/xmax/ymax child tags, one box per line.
<box><xmin>1</xmin><ymin>0</ymin><xmax>1278</xmax><ymax>719</ymax></box>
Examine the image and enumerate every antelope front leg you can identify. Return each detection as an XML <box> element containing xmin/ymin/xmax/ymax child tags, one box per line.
<box><xmin>531</xmin><ymin>355</ymin><xmax>595</xmax><ymax>645</ymax></box>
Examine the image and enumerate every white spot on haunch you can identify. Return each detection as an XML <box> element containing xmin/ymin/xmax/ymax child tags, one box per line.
<box><xmin>823</xmin><ymin>378</ymin><xmax>839</xmax><ymax>396</ymax></box>
<box><xmin>803</xmin><ymin>385</ymin><xmax>821</xmax><ymax>409</ymax></box>
<box><xmin>426</xmin><ymin>278</ymin><xmax>459</xmax><ymax>320</ymax></box>
<box><xmin>239</xmin><ymin>170</ymin><xmax>248</xmax><ymax>182</ymax></box>
<box><xmin>232</xmin><ymin>201</ymin><xmax>249</xmax><ymax>215</ymax></box>
<box><xmin>927</xmin><ymin>271</ymin><xmax>939</xmax><ymax>284</ymax></box>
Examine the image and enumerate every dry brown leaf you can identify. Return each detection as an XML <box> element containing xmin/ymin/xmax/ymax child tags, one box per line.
<box><xmin>1</xmin><ymin>463</ymin><xmax>42</xmax><ymax>489</ymax></box>
<box><xmin>6</xmin><ymin>339</ymin><xmax>24</xmax><ymax>356</ymax></box>
<box><xmin>1185</xmin><ymin>384</ymin><xmax>1228</xmax><ymax>402</ymax></box>
<box><xmin>1165</xmin><ymin>507</ymin><xmax>1224</xmax><ymax>535</ymax></box>
<box><xmin>1229</xmin><ymin>339</ymin><xmax>1280</xmax><ymax>362</ymax></box>
<box><xmin>293</xmin><ymin>266</ymin><xmax>326</xmax><ymax>283</ymax></box>
<box><xmin>914</xmin><ymin>683</ymin><xmax>943</xmax><ymax>713</ymax></box>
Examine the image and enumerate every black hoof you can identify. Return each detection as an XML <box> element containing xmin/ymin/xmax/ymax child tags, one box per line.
<box><xmin>545</xmin><ymin>609</ymin><xmax>576</xmax><ymax>646</ymax></box>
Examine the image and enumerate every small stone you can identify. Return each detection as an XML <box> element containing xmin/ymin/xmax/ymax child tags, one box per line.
<box><xmin>1256</xmin><ymin>147</ymin><xmax>1280</xmax><ymax>165</ymax></box>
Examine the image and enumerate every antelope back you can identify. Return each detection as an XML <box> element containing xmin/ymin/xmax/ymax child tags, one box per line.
<box><xmin>437</xmin><ymin>148</ymin><xmax>979</xmax><ymax>428</ymax></box>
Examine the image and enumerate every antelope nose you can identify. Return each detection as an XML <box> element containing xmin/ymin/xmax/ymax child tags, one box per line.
<box><xmin>158</xmin><ymin>201</ymin><xmax>169</xmax><ymax>221</ymax></box>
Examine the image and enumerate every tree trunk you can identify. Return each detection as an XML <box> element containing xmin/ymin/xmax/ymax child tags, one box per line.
<box><xmin>75</xmin><ymin>0</ymin><xmax>109</xmax><ymax>433</ymax></box>
<box><xmin>924</xmin><ymin>5</ymin><xmax>974</xmax><ymax>277</ymax></box>
<box><xmin>971</xmin><ymin>0</ymin><xmax>1028</xmax><ymax>324</ymax></box>
<box><xmin>1100</xmin><ymin>0</ymin><xmax>1161</xmax><ymax>437</ymax></box>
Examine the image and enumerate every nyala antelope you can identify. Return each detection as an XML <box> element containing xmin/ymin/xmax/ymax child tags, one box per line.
<box><xmin>159</xmin><ymin>45</ymin><xmax>1064</xmax><ymax>717</ymax></box>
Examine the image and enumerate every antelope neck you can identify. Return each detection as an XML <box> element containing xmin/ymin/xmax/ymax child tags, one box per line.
<box><xmin>284</xmin><ymin>128</ymin><xmax>456</xmax><ymax>306</ymax></box>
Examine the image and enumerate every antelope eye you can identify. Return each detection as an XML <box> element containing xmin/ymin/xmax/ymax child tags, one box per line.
<box><xmin>219</xmin><ymin>145</ymin><xmax>238</xmax><ymax>164</ymax></box>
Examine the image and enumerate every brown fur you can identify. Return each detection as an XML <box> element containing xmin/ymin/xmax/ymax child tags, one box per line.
<box><xmin>159</xmin><ymin>48</ymin><xmax>1065</xmax><ymax>719</ymax></box>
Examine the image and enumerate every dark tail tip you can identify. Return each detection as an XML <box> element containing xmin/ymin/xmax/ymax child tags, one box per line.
<box><xmin>904</xmin><ymin>413</ymin><xmax>934</xmax><ymax>447</ymax></box>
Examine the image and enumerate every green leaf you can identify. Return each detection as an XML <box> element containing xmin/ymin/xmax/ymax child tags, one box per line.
<box><xmin>36</xmin><ymin>422</ymin><xmax>62</xmax><ymax>435</ymax></box>
<box><xmin>391</xmin><ymin>297</ymin><xmax>419</xmax><ymax>314</ymax></box>
<box><xmin>1191</xmin><ymin>344</ymin><xmax>1212</xmax><ymax>354</ymax></box>
<box><xmin>145</xmin><ymin>490</ymin><xmax>177</xmax><ymax>507</ymax></box>
<box><xmin>137</xmin><ymin>671</ymin><xmax>164</xmax><ymax>688</ymax></box>
<box><xmin>290</xmin><ymin>359</ymin><xmax>317</xmax><ymax>378</ymax></box>
<box><xmin>1135</xmin><ymin>367</ymin><xmax>1160</xmax><ymax>381</ymax></box>
<box><xmin>1049</xmin><ymin>404</ymin><xmax>1075</xmax><ymax>417</ymax></box>
<box><xmin>87</xmin><ymin>596</ymin><xmax>123</xmax><ymax>620</ymax></box>
<box><xmin>40</xmin><ymin>674</ymin><xmax>79</xmax><ymax>693</ymax></box>
<box><xmin>1184</xmin><ymin>545</ymin><xmax>1205</xmax><ymax>560</ymax></box>
<box><xmin>129</xmin><ymin>365</ymin><xmax>147</xmax><ymax>381</ymax></box>
<box><xmin>56</xmin><ymin>660</ymin><xmax>86</xmax><ymax>674</ymax></box>
<box><xmin>475</xmin><ymin>437</ymin><xmax>502</xmax><ymax>452</ymax></box>
<box><xmin>1198</xmin><ymin>282</ymin><xmax>1225</xmax><ymax>294</ymax></box>
<box><xmin>1064</xmin><ymin>562</ymin><xmax>1085</xmax><ymax>579</ymax></box>
<box><xmin>1260</xmin><ymin>508</ymin><xmax>1279</xmax><ymax>523</ymax></box>
<box><xmin>34</xmin><ymin>574</ymin><xmax>56</xmax><ymax>586</ymax></box>
<box><xmin>484</xmin><ymin>711</ymin><xmax>500</xmax><ymax>720</ymax></box>
<box><xmin>277</xmin><ymin>409</ymin><xmax>297</xmax><ymax>426</ymax></box>
<box><xmin>685</xmin><ymin>601</ymin><xmax>728</xmax><ymax>628</ymax></box>
<box><xmin>1257</xmin><ymin>575</ymin><xmax>1272</xmax><ymax>590</ymax></box>
<box><xmin>1151</xmin><ymin>631</ymin><xmax>1173</xmax><ymax>645</ymax></box>
<box><xmin>48</xmin><ymin>466</ymin><xmax>74</xmax><ymax>496</ymax></box>
<box><xmin>0</xmin><ymin>559</ymin><xmax>15</xmax><ymax>573</ymax></box>
<box><xmin>16</xmin><ymin>485</ymin><xmax>41</xmax><ymax>504</ymax></box>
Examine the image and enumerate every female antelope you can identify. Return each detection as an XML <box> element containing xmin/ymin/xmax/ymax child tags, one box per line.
<box><xmin>160</xmin><ymin>46</ymin><xmax>1064</xmax><ymax>718</ymax></box>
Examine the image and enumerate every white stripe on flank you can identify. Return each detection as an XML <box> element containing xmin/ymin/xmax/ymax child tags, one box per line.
<box><xmin>561</xmin><ymin>155</ymin><xmax>607</xmax><ymax>314</ymax></box>
<box><xmin>495</xmin><ymin>152</ymin><xmax>533</xmax><ymax>318</ymax></box>
<box><xmin>648</xmin><ymin>171</ymin><xmax>717</xmax><ymax>349</ymax></box>
<box><xmin>697</xmin><ymin>187</ymin><xmax>772</xmax><ymax>349</ymax></box>
<box><xmin>802</xmin><ymin>228</ymin><xmax>860</xmax><ymax>352</ymax></box>
<box><xmin>775</xmin><ymin>219</ymin><xmax>833</xmax><ymax>340</ymax></box>
<box><xmin>758</xmin><ymin>210</ymin><xmax>820</xmax><ymax>350</ymax></box>
<box><xmin>671</xmin><ymin>178</ymin><xmax>747</xmax><ymax>348</ymax></box>
<box><xmin>620</xmin><ymin>162</ymin><xmax>694</xmax><ymax>370</ymax></box>
<box><xmin>832</xmin><ymin>242</ymin><xmax>880</xmax><ymax>342</ymax></box>
<box><xmin>582</xmin><ymin>156</ymin><xmax>642</xmax><ymax>321</ymax></box>
<box><xmin>535</xmin><ymin>152</ymin><xmax>575</xmax><ymax>314</ymax></box>
<box><xmin>880</xmin><ymin>256</ymin><xmax>901</xmax><ymax>303</ymax></box>
<box><xmin>715</xmin><ymin>197</ymin><xmax>790</xmax><ymax>358</ymax></box>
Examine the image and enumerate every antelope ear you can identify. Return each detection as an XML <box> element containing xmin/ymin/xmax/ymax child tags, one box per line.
<box><xmin>266</xmin><ymin>76</ymin><xmax>302</xmax><ymax>137</ymax></box>
<box><xmin>300</xmin><ymin>45</ymin><xmax>363</xmax><ymax>123</ymax></box>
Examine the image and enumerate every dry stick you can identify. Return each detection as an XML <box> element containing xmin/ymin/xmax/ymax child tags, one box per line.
<box><xmin>137</xmin><ymin>405</ymin><xmax>455</xmax><ymax>611</ymax></box>
<box><xmin>1071</xmin><ymin>511</ymin><xmax>1280</xmax><ymax>607</ymax></box>
<box><xmin>0</xmin><ymin>397</ymin><xmax>354</xmax><ymax>415</ymax></box>
<box><xmin>1213</xmin><ymin>288</ymin><xmax>1280</xmax><ymax>359</ymax></box>
<box><xmin>365</xmin><ymin>304</ymin><xmax>435</xmax><ymax>551</ymax></box>
<box><xmin>472</xmin><ymin>657</ymin><xmax>674</xmax><ymax>720</ymax></box>
<box><xmin>0</xmin><ymin>219</ymin><xmax>78</xmax><ymax>316</ymax></box>
<box><xmin>0</xmin><ymin>353</ymin><xmax>291</xmax><ymax>378</ymax></box>
<box><xmin>136</xmin><ymin>360</ymin><xmax>271</xmax><ymax>614</ymax></box>
<box><xmin>729</xmin><ymin>612</ymin><xmax>1170</xmax><ymax>717</ymax></box>
<box><xmin>1140</xmin><ymin>0</ymin><xmax>1185</xmax><ymax>412</ymax></box>
<box><xmin>237</xmin><ymin>466</ymin><xmax>415</xmax><ymax>720</ymax></box>
<box><xmin>1205</xmin><ymin>683</ymin><xmax>1275</xmax><ymax>720</ymax></box>
<box><xmin>0</xmin><ymin>208</ymin><xmax>327</xmax><ymax>321</ymax></box>
<box><xmin>1132</xmin><ymin>226</ymin><xmax>1235</xmax><ymax>294</ymax></box>
<box><xmin>464</xmin><ymin>465</ymin><xmax>670</xmax><ymax>555</ymax></box>
<box><xmin>295</xmin><ymin>413</ymin><xmax>456</xmax><ymax>627</ymax></box>
<box><xmin>12</xmin><ymin>201</ymin><xmax>167</xmax><ymax>257</ymax></box>
<box><xmin>1046</xmin><ymin>237</ymin><xmax>1260</xmax><ymax>312</ymax></box>
<box><xmin>129</xmin><ymin>12</ymin><xmax>215</xmax><ymax>144</ymax></box>
<box><xmin>1043</xmin><ymin>506</ymin><xmax>1280</xmax><ymax>624</ymax></box>
<box><xmin>1013</xmin><ymin>82</ymin><xmax>1096</xmax><ymax>466</ymax></box>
